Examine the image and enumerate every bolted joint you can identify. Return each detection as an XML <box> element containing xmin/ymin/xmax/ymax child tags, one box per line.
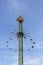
<box><xmin>17</xmin><ymin>32</ymin><xmax>24</xmax><ymax>38</ymax></box>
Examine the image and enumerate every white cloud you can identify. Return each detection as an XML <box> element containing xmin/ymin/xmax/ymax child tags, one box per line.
<box><xmin>10</xmin><ymin>55</ymin><xmax>43</xmax><ymax>65</ymax></box>
<box><xmin>10</xmin><ymin>63</ymin><xmax>18</xmax><ymax>65</ymax></box>
<box><xmin>35</xmin><ymin>42</ymin><xmax>43</xmax><ymax>49</ymax></box>
<box><xmin>24</xmin><ymin>55</ymin><xmax>43</xmax><ymax>65</ymax></box>
<box><xmin>0</xmin><ymin>41</ymin><xmax>6</xmax><ymax>48</ymax></box>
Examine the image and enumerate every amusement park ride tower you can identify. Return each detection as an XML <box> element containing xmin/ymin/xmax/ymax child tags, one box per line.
<box><xmin>6</xmin><ymin>16</ymin><xmax>35</xmax><ymax>65</ymax></box>
<box><xmin>16</xmin><ymin>16</ymin><xmax>24</xmax><ymax>65</ymax></box>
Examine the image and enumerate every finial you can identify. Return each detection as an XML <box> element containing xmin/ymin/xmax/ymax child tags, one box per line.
<box><xmin>16</xmin><ymin>16</ymin><xmax>24</xmax><ymax>22</ymax></box>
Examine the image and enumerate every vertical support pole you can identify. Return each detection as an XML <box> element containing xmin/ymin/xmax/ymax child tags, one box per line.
<box><xmin>18</xmin><ymin>22</ymin><xmax>23</xmax><ymax>65</ymax></box>
<box><xmin>16</xmin><ymin>16</ymin><xmax>24</xmax><ymax>65</ymax></box>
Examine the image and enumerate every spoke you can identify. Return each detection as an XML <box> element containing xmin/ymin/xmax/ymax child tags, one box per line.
<box><xmin>13</xmin><ymin>29</ymin><xmax>17</xmax><ymax>33</ymax></box>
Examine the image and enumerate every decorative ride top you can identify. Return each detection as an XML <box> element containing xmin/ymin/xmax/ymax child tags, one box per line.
<box><xmin>16</xmin><ymin>16</ymin><xmax>24</xmax><ymax>22</ymax></box>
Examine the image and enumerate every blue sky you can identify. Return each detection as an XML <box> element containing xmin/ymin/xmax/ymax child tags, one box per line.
<box><xmin>0</xmin><ymin>0</ymin><xmax>43</xmax><ymax>65</ymax></box>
